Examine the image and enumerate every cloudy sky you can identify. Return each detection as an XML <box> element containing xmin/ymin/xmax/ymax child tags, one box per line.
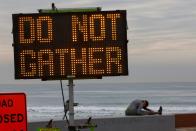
<box><xmin>0</xmin><ymin>0</ymin><xmax>196</xmax><ymax>84</ymax></box>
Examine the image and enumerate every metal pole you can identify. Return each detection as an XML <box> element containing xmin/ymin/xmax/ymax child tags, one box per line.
<box><xmin>60</xmin><ymin>80</ymin><xmax>66</xmax><ymax>110</ymax></box>
<box><xmin>68</xmin><ymin>78</ymin><xmax>74</xmax><ymax>126</ymax></box>
<box><xmin>60</xmin><ymin>80</ymin><xmax>70</xmax><ymax>125</ymax></box>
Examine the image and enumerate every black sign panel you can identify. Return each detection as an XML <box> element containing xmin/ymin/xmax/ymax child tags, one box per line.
<box><xmin>12</xmin><ymin>10</ymin><xmax>128</xmax><ymax>79</ymax></box>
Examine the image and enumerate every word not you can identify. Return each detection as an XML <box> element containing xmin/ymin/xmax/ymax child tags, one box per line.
<box><xmin>72</xmin><ymin>13</ymin><xmax>120</xmax><ymax>42</ymax></box>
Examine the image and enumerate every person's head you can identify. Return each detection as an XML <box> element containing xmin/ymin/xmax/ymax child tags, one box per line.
<box><xmin>142</xmin><ymin>100</ymin><xmax>149</xmax><ymax>108</ymax></box>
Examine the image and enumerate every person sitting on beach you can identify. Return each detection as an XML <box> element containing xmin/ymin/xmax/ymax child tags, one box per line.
<box><xmin>125</xmin><ymin>99</ymin><xmax>162</xmax><ymax>116</ymax></box>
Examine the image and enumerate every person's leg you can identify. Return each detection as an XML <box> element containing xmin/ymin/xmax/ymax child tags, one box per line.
<box><xmin>137</xmin><ymin>110</ymin><xmax>153</xmax><ymax>115</ymax></box>
<box><xmin>137</xmin><ymin>109</ymin><xmax>162</xmax><ymax>115</ymax></box>
<box><xmin>125</xmin><ymin>109</ymin><xmax>137</xmax><ymax>116</ymax></box>
<box><xmin>148</xmin><ymin>106</ymin><xmax>163</xmax><ymax>115</ymax></box>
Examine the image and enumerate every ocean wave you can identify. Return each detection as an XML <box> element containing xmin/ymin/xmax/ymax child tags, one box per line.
<box><xmin>27</xmin><ymin>105</ymin><xmax>196</xmax><ymax>122</ymax></box>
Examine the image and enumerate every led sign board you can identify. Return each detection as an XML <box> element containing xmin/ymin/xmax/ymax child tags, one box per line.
<box><xmin>12</xmin><ymin>10</ymin><xmax>128</xmax><ymax>79</ymax></box>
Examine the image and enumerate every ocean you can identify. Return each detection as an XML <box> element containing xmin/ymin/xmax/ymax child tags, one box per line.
<box><xmin>1</xmin><ymin>82</ymin><xmax>196</xmax><ymax>122</ymax></box>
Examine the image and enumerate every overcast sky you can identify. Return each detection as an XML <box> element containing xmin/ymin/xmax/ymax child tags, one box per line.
<box><xmin>0</xmin><ymin>0</ymin><xmax>196</xmax><ymax>84</ymax></box>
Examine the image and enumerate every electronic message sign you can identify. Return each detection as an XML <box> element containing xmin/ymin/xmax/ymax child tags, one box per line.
<box><xmin>12</xmin><ymin>10</ymin><xmax>128</xmax><ymax>79</ymax></box>
<box><xmin>0</xmin><ymin>93</ymin><xmax>27</xmax><ymax>131</ymax></box>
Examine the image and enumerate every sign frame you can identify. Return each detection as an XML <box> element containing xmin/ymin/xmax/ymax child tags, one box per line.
<box><xmin>38</xmin><ymin>7</ymin><xmax>101</xmax><ymax>13</ymax></box>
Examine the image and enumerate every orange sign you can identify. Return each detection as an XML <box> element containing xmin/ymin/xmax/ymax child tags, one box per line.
<box><xmin>0</xmin><ymin>93</ymin><xmax>27</xmax><ymax>131</ymax></box>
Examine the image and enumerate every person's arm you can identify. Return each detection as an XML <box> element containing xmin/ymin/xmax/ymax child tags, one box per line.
<box><xmin>136</xmin><ymin>103</ymin><xmax>149</xmax><ymax>115</ymax></box>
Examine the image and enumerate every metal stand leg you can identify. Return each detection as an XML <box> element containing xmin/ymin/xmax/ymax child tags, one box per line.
<box><xmin>68</xmin><ymin>78</ymin><xmax>74</xmax><ymax>126</ymax></box>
